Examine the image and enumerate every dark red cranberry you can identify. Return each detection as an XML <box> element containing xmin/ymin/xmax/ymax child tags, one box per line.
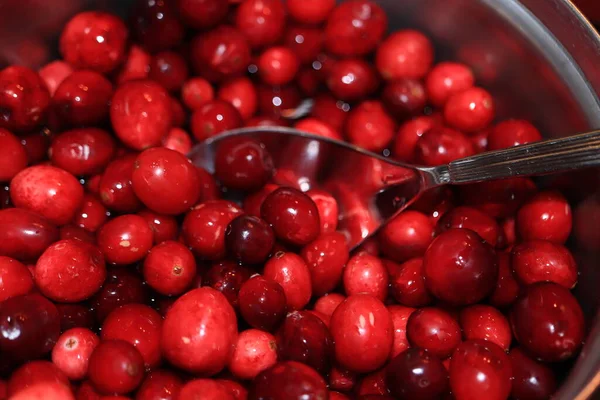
<box><xmin>376</xmin><ymin>30</ymin><xmax>433</xmax><ymax>80</ymax></box>
<box><xmin>143</xmin><ymin>240</ymin><xmax>196</xmax><ymax>296</ymax></box>
<box><xmin>51</xmin><ymin>327</ymin><xmax>99</xmax><ymax>381</ymax></box>
<box><xmin>345</xmin><ymin>100</ymin><xmax>395</xmax><ymax>152</ymax></box>
<box><xmin>191</xmin><ymin>99</ymin><xmax>243</xmax><ymax>141</ymax></box>
<box><xmin>88</xmin><ymin>340</ymin><xmax>145</xmax><ymax>395</ymax></box>
<box><xmin>204</xmin><ymin>261</ymin><xmax>252</xmax><ymax>309</ymax></box>
<box><xmin>0</xmin><ymin>293</ymin><xmax>60</xmax><ymax>362</ymax></box>
<box><xmin>225</xmin><ymin>215</ymin><xmax>275</xmax><ymax>264</ymax></box>
<box><xmin>0</xmin><ymin>208</ymin><xmax>59</xmax><ymax>261</ymax></box>
<box><xmin>425</xmin><ymin>62</ymin><xmax>475</xmax><ymax>107</ymax></box>
<box><xmin>248</xmin><ymin>361</ymin><xmax>328</xmax><ymax>400</ymax></box>
<box><xmin>444</xmin><ymin>87</ymin><xmax>495</xmax><ymax>133</ymax></box>
<box><xmin>91</xmin><ymin>268</ymin><xmax>149</xmax><ymax>322</ymax></box>
<box><xmin>235</xmin><ymin>0</ymin><xmax>286</xmax><ymax>49</ymax></box>
<box><xmin>310</xmin><ymin>94</ymin><xmax>350</xmax><ymax>132</ymax></box>
<box><xmin>327</xmin><ymin>59</ymin><xmax>379</xmax><ymax>102</ymax></box>
<box><xmin>97</xmin><ymin>214</ymin><xmax>154</xmax><ymax>265</ymax></box>
<box><xmin>512</xmin><ymin>240</ymin><xmax>578</xmax><ymax>289</ymax></box>
<box><xmin>388</xmin><ymin>258</ymin><xmax>433</xmax><ymax>307</ymax></box>
<box><xmin>489</xmin><ymin>252</ymin><xmax>520</xmax><ymax>308</ymax></box>
<box><xmin>509</xmin><ymin>347</ymin><xmax>558</xmax><ymax>400</ymax></box>
<box><xmin>436</xmin><ymin>206</ymin><xmax>500</xmax><ymax>247</ymax></box>
<box><xmin>49</xmin><ymin>128</ymin><xmax>116</xmax><ymax>177</ymax></box>
<box><xmin>20</xmin><ymin>130</ymin><xmax>52</xmax><ymax>165</ymax></box>
<box><xmin>356</xmin><ymin>368</ymin><xmax>389</xmax><ymax>397</ymax></box>
<box><xmin>449</xmin><ymin>340</ymin><xmax>512</xmax><ymax>400</ymax></box>
<box><xmin>136</xmin><ymin>370</ymin><xmax>183</xmax><ymax>400</ymax></box>
<box><xmin>148</xmin><ymin>52</ymin><xmax>189</xmax><ymax>92</ymax></box>
<box><xmin>287</xmin><ymin>0</ymin><xmax>335</xmax><ymax>24</ymax></box>
<box><xmin>0</xmin><ymin>256</ymin><xmax>33</xmax><ymax>302</ymax></box>
<box><xmin>39</xmin><ymin>61</ymin><xmax>73</xmax><ymax>96</ymax></box>
<box><xmin>379</xmin><ymin>211</ymin><xmax>434</xmax><ymax>263</ymax></box>
<box><xmin>471</xmin><ymin>128</ymin><xmax>490</xmax><ymax>153</ymax></box>
<box><xmin>229</xmin><ymin>329</ymin><xmax>278</xmax><ymax>380</ymax></box>
<box><xmin>381</xmin><ymin>78</ymin><xmax>427</xmax><ymax>120</ymax></box>
<box><xmin>487</xmin><ymin>119</ymin><xmax>542</xmax><ymax>151</ymax></box>
<box><xmin>406</xmin><ymin>307</ymin><xmax>461</xmax><ymax>359</ymax></box>
<box><xmin>256</xmin><ymin>84</ymin><xmax>302</xmax><ymax>118</ymax></box>
<box><xmin>0</xmin><ymin>129</ymin><xmax>28</xmax><ymax>182</ymax></box>
<box><xmin>214</xmin><ymin>138</ymin><xmax>274</xmax><ymax>191</ymax></box>
<box><xmin>258</xmin><ymin>47</ymin><xmax>300</xmax><ymax>86</ymax></box>
<box><xmin>385</xmin><ymin>348</ymin><xmax>448</xmax><ymax>400</ymax></box>
<box><xmin>264</xmin><ymin>252</ymin><xmax>312</xmax><ymax>311</ymax></box>
<box><xmin>283</xmin><ymin>25</ymin><xmax>324</xmax><ymax>65</ymax></box>
<box><xmin>301</xmin><ymin>232</ymin><xmax>349</xmax><ymax>296</ymax></box>
<box><xmin>177</xmin><ymin>0</ymin><xmax>229</xmax><ymax>29</ymax></box>
<box><xmin>129</xmin><ymin>0</ymin><xmax>184</xmax><ymax>52</ymax></box>
<box><xmin>239</xmin><ymin>275</ymin><xmax>287</xmax><ymax>332</ymax></box>
<box><xmin>392</xmin><ymin>116</ymin><xmax>437</xmax><ymax>162</ymax></box>
<box><xmin>343</xmin><ymin>253</ymin><xmax>389</xmax><ymax>301</ymax></box>
<box><xmin>56</xmin><ymin>303</ymin><xmax>95</xmax><ymax>332</ymax></box>
<box><xmin>516</xmin><ymin>191</ymin><xmax>572</xmax><ymax>244</ymax></box>
<box><xmin>59</xmin><ymin>224</ymin><xmax>96</xmax><ymax>244</ymax></box>
<box><xmin>7</xmin><ymin>360</ymin><xmax>69</xmax><ymax>397</ymax></box>
<box><xmin>218</xmin><ymin>77</ymin><xmax>258</xmax><ymax>120</ymax></box>
<box><xmin>510</xmin><ymin>282</ymin><xmax>585</xmax><ymax>362</ymax></box>
<box><xmin>459</xmin><ymin>304</ymin><xmax>512</xmax><ymax>351</ymax></box>
<box><xmin>324</xmin><ymin>0</ymin><xmax>387</xmax><ymax>56</ymax></box>
<box><xmin>459</xmin><ymin>177</ymin><xmax>537</xmax><ymax>219</ymax></box>
<box><xmin>415</xmin><ymin>126</ymin><xmax>475</xmax><ymax>166</ymax></box>
<box><xmin>196</xmin><ymin>167</ymin><xmax>221</xmax><ymax>202</ymax></box>
<box><xmin>99</xmin><ymin>154</ymin><xmax>143</xmax><ymax>213</ymax></box>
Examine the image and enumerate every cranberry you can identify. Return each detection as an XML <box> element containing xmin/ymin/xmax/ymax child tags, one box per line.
<box><xmin>162</xmin><ymin>287</ymin><xmax>237</xmax><ymax>375</ymax></box>
<box><xmin>7</xmin><ymin>361</ymin><xmax>69</xmax><ymax>397</ymax></box>
<box><xmin>214</xmin><ymin>138</ymin><xmax>274</xmax><ymax>191</ymax></box>
<box><xmin>444</xmin><ymin>87</ymin><xmax>495</xmax><ymax>133</ymax></box>
<box><xmin>406</xmin><ymin>307</ymin><xmax>461</xmax><ymax>359</ymax></box>
<box><xmin>91</xmin><ymin>268</ymin><xmax>149</xmax><ymax>322</ymax></box>
<box><xmin>345</xmin><ymin>100</ymin><xmax>395</xmax><ymax>152</ymax></box>
<box><xmin>509</xmin><ymin>347</ymin><xmax>558</xmax><ymax>400</ymax></box>
<box><xmin>471</xmin><ymin>128</ymin><xmax>490</xmax><ymax>153</ymax></box>
<box><xmin>110</xmin><ymin>80</ymin><xmax>173</xmax><ymax>150</ymax></box>
<box><xmin>177</xmin><ymin>0</ymin><xmax>229</xmax><ymax>29</ymax></box>
<box><xmin>0</xmin><ymin>129</ymin><xmax>27</xmax><ymax>182</ymax></box>
<box><xmin>136</xmin><ymin>370</ymin><xmax>182</xmax><ymax>400</ymax></box>
<box><xmin>330</xmin><ymin>294</ymin><xmax>393</xmax><ymax>373</ymax></box>
<box><xmin>376</xmin><ymin>30</ymin><xmax>434</xmax><ymax>80</ymax></box>
<box><xmin>97</xmin><ymin>214</ymin><xmax>153</xmax><ymax>265</ymax></box>
<box><xmin>235</xmin><ymin>0</ymin><xmax>286</xmax><ymax>49</ymax></box>
<box><xmin>511</xmin><ymin>282</ymin><xmax>584</xmax><ymax>362</ymax></box>
<box><xmin>182</xmin><ymin>77</ymin><xmax>215</xmax><ymax>110</ymax></box>
<box><xmin>512</xmin><ymin>240</ymin><xmax>578</xmax><ymax>288</ymax></box>
<box><xmin>379</xmin><ymin>211</ymin><xmax>434</xmax><ymax>263</ymax></box>
<box><xmin>0</xmin><ymin>257</ymin><xmax>33</xmax><ymax>302</ymax></box>
<box><xmin>330</xmin><ymin>392</ymin><xmax>351</xmax><ymax>400</ymax></box>
<box><xmin>489</xmin><ymin>252</ymin><xmax>521</xmax><ymax>308</ymax></box>
<box><xmin>487</xmin><ymin>119</ymin><xmax>542</xmax><ymax>151</ymax></box>
<box><xmin>56</xmin><ymin>303</ymin><xmax>95</xmax><ymax>332</ymax></box>
<box><xmin>356</xmin><ymin>368</ymin><xmax>389</xmax><ymax>397</ymax></box>
<box><xmin>101</xmin><ymin>304</ymin><xmax>162</xmax><ymax>368</ymax></box>
<box><xmin>39</xmin><ymin>61</ymin><xmax>73</xmax><ymax>96</ymax></box>
<box><xmin>459</xmin><ymin>304</ymin><xmax>511</xmax><ymax>351</ymax></box>
<box><xmin>204</xmin><ymin>261</ymin><xmax>252</xmax><ymax>309</ymax></box>
<box><xmin>238</xmin><ymin>275</ymin><xmax>287</xmax><ymax>331</ymax></box>
<box><xmin>20</xmin><ymin>130</ymin><xmax>52</xmax><ymax>165</ymax></box>
<box><xmin>249</xmin><ymin>361</ymin><xmax>328</xmax><ymax>400</ymax></box>
<box><xmin>179</xmin><ymin>379</ymin><xmax>235</xmax><ymax>400</ymax></box>
<box><xmin>10</xmin><ymin>165</ymin><xmax>84</xmax><ymax>225</ymax></box>
<box><xmin>425</xmin><ymin>62</ymin><xmax>475</xmax><ymax>107</ymax></box>
<box><xmin>450</xmin><ymin>339</ymin><xmax>512</xmax><ymax>400</ymax></box>
<box><xmin>300</xmin><ymin>232</ymin><xmax>348</xmax><ymax>296</ymax></box>
<box><xmin>324</xmin><ymin>0</ymin><xmax>387</xmax><ymax>56</ymax></box>
<box><xmin>436</xmin><ymin>206</ymin><xmax>500</xmax><ymax>247</ymax></box>
<box><xmin>218</xmin><ymin>77</ymin><xmax>258</xmax><ymax>121</ymax></box>
<box><xmin>295</xmin><ymin>119</ymin><xmax>341</xmax><ymax>141</ymax></box>
<box><xmin>381</xmin><ymin>79</ymin><xmax>427</xmax><ymax>120</ymax></box>
<box><xmin>287</xmin><ymin>0</ymin><xmax>335</xmax><ymax>23</ymax></box>
<box><xmin>516</xmin><ymin>191</ymin><xmax>572</xmax><ymax>244</ymax></box>
<box><xmin>99</xmin><ymin>155</ymin><xmax>143</xmax><ymax>213</ymax></box>
<box><xmin>424</xmin><ymin>228</ymin><xmax>498</xmax><ymax>305</ymax></box>
<box><xmin>190</xmin><ymin>99</ymin><xmax>243</xmax><ymax>141</ymax></box>
<box><xmin>0</xmin><ymin>209</ymin><xmax>59</xmax><ymax>262</ymax></box>
<box><xmin>256</xmin><ymin>83</ymin><xmax>302</xmax><ymax>118</ymax></box>
<box><xmin>343</xmin><ymin>253</ymin><xmax>389</xmax><ymax>301</ymax></box>
<box><xmin>310</xmin><ymin>94</ymin><xmax>350</xmax><ymax>132</ymax></box>
<box><xmin>10</xmin><ymin>382</ymin><xmax>73</xmax><ymax>400</ymax></box>
<box><xmin>142</xmin><ymin>240</ymin><xmax>196</xmax><ymax>296</ymax></box>
<box><xmin>392</xmin><ymin>116</ymin><xmax>437</xmax><ymax>162</ymax></box>
<box><xmin>415</xmin><ymin>126</ymin><xmax>475</xmax><ymax>166</ymax></box>
<box><xmin>49</xmin><ymin>128</ymin><xmax>116</xmax><ymax>177</ymax></box>
<box><xmin>59</xmin><ymin>12</ymin><xmax>128</xmax><ymax>74</ymax></box>
<box><xmin>0</xmin><ymin>293</ymin><xmax>60</xmax><ymax>362</ymax></box>
<box><xmin>59</xmin><ymin>224</ymin><xmax>96</xmax><ymax>243</ymax></box>
<box><xmin>327</xmin><ymin>59</ymin><xmax>379</xmax><ymax>102</ymax></box>
<box><xmin>460</xmin><ymin>177</ymin><xmax>537</xmax><ymax>219</ymax></box>
<box><xmin>190</xmin><ymin>26</ymin><xmax>251</xmax><ymax>83</ymax></box>
<box><xmin>314</xmin><ymin>293</ymin><xmax>345</xmax><ymax>317</ymax></box>
<box><xmin>162</xmin><ymin>127</ymin><xmax>193</xmax><ymax>155</ymax></box>
<box><xmin>385</xmin><ymin>348</ymin><xmax>448</xmax><ymax>399</ymax></box>
<box><xmin>129</xmin><ymin>0</ymin><xmax>184</xmax><ymax>52</ymax></box>
<box><xmin>329</xmin><ymin>366</ymin><xmax>357</xmax><ymax>392</ymax></box>
<box><xmin>283</xmin><ymin>25</ymin><xmax>324</xmax><ymax>65</ymax></box>
<box><xmin>0</xmin><ymin>66</ymin><xmax>51</xmax><ymax>132</ymax></box>
<box><xmin>196</xmin><ymin>167</ymin><xmax>221</xmax><ymax>202</ymax></box>
<box><xmin>387</xmin><ymin>305</ymin><xmax>415</xmax><ymax>359</ymax></box>
<box><xmin>88</xmin><ymin>340</ymin><xmax>145</xmax><ymax>395</ymax></box>
<box><xmin>34</xmin><ymin>239</ymin><xmax>105</xmax><ymax>302</ymax></box>
<box><xmin>223</xmin><ymin>215</ymin><xmax>274</xmax><ymax>264</ymax></box>
<box><xmin>148</xmin><ymin>52</ymin><xmax>189</xmax><ymax>92</ymax></box>
<box><xmin>306</xmin><ymin>189</ymin><xmax>339</xmax><ymax>234</ymax></box>
<box><xmin>51</xmin><ymin>328</ymin><xmax>99</xmax><ymax>381</ymax></box>
<box><xmin>137</xmin><ymin>210</ymin><xmax>179</xmax><ymax>245</ymax></box>
<box><xmin>263</xmin><ymin>252</ymin><xmax>312</xmax><ymax>311</ymax></box>
<box><xmin>182</xmin><ymin>200</ymin><xmax>243</xmax><ymax>260</ymax></box>
<box><xmin>257</xmin><ymin>47</ymin><xmax>300</xmax><ymax>86</ymax></box>
<box><xmin>388</xmin><ymin>258</ymin><xmax>433</xmax><ymax>307</ymax></box>
<box><xmin>229</xmin><ymin>329</ymin><xmax>278</xmax><ymax>380</ymax></box>
<box><xmin>116</xmin><ymin>46</ymin><xmax>151</xmax><ymax>84</ymax></box>
<box><xmin>170</xmin><ymin>97</ymin><xmax>186</xmax><ymax>127</ymax></box>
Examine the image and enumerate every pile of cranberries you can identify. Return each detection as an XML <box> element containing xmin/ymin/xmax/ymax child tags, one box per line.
<box><xmin>0</xmin><ymin>0</ymin><xmax>590</xmax><ymax>399</ymax></box>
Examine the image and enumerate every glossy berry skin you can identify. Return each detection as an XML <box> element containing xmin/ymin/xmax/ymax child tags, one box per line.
<box><xmin>487</xmin><ymin>119</ymin><xmax>542</xmax><ymax>151</ymax></box>
<box><xmin>143</xmin><ymin>240</ymin><xmax>196</xmax><ymax>296</ymax></box>
<box><xmin>110</xmin><ymin>80</ymin><xmax>173</xmax><ymax>150</ymax></box>
<box><xmin>190</xmin><ymin>100</ymin><xmax>243</xmax><ymax>141</ymax></box>
<box><xmin>261</xmin><ymin>187</ymin><xmax>321</xmax><ymax>247</ymax></box>
<box><xmin>264</xmin><ymin>252</ymin><xmax>312</xmax><ymax>311</ymax></box>
<box><xmin>307</xmin><ymin>189</ymin><xmax>340</xmax><ymax>233</ymax></box>
<box><xmin>177</xmin><ymin>0</ymin><xmax>229</xmax><ymax>29</ymax></box>
<box><xmin>229</xmin><ymin>329</ymin><xmax>278</xmax><ymax>380</ymax></box>
<box><xmin>345</xmin><ymin>100</ymin><xmax>395</xmax><ymax>152</ymax></box>
<box><xmin>287</xmin><ymin>0</ymin><xmax>335</xmax><ymax>24</ymax></box>
<box><xmin>217</xmin><ymin>76</ymin><xmax>258</xmax><ymax>120</ymax></box>
<box><xmin>0</xmin><ymin>293</ymin><xmax>60</xmax><ymax>362</ymax></box>
<box><xmin>39</xmin><ymin>61</ymin><xmax>73</xmax><ymax>96</ymax></box>
<box><xmin>129</xmin><ymin>0</ymin><xmax>184</xmax><ymax>52</ymax></box>
<box><xmin>489</xmin><ymin>252</ymin><xmax>521</xmax><ymax>308</ymax></box>
<box><xmin>10</xmin><ymin>165</ymin><xmax>84</xmax><ymax>226</ymax></box>
<box><xmin>131</xmin><ymin>147</ymin><xmax>200</xmax><ymax>215</ymax></box>
<box><xmin>516</xmin><ymin>191</ymin><xmax>572</xmax><ymax>244</ymax></box>
<box><xmin>50</xmin><ymin>128</ymin><xmax>116</xmax><ymax>177</ymax></box>
<box><xmin>7</xmin><ymin>361</ymin><xmax>69</xmax><ymax>397</ymax></box>
<box><xmin>99</xmin><ymin>154</ymin><xmax>143</xmax><ymax>213</ymax></box>
<box><xmin>101</xmin><ymin>304</ymin><xmax>162</xmax><ymax>368</ymax></box>
<box><xmin>0</xmin><ymin>208</ymin><xmax>59</xmax><ymax>261</ymax></box>
<box><xmin>88</xmin><ymin>340</ymin><xmax>145</xmax><ymax>395</ymax></box>
<box><xmin>0</xmin><ymin>128</ymin><xmax>28</xmax><ymax>181</ymax></box>
<box><xmin>225</xmin><ymin>215</ymin><xmax>275</xmax><ymax>264</ymax></box>
<box><xmin>182</xmin><ymin>200</ymin><xmax>243</xmax><ymax>260</ymax></box>
<box><xmin>450</xmin><ymin>340</ymin><xmax>512</xmax><ymax>400</ymax></box>
<box><xmin>460</xmin><ymin>177</ymin><xmax>537</xmax><ymax>219</ymax></box>
<box><xmin>423</xmin><ymin>228</ymin><xmax>498</xmax><ymax>305</ymax></box>
<box><xmin>51</xmin><ymin>328</ymin><xmax>100</xmax><ymax>381</ymax></box>
<box><xmin>204</xmin><ymin>261</ymin><xmax>252</xmax><ymax>309</ymax></box>
<box><xmin>425</xmin><ymin>62</ymin><xmax>475</xmax><ymax>107</ymax></box>
<box><xmin>258</xmin><ymin>47</ymin><xmax>300</xmax><ymax>86</ymax></box>
<box><xmin>0</xmin><ymin>66</ymin><xmax>51</xmax><ymax>132</ymax></box>
<box><xmin>235</xmin><ymin>0</ymin><xmax>286</xmax><ymax>49</ymax></box>
<box><xmin>381</xmin><ymin>78</ymin><xmax>427</xmax><ymax>119</ymax></box>
<box><xmin>136</xmin><ymin>370</ymin><xmax>183</xmax><ymax>400</ymax></box>
<box><xmin>301</xmin><ymin>232</ymin><xmax>349</xmax><ymax>296</ymax></box>
<box><xmin>10</xmin><ymin>382</ymin><xmax>74</xmax><ymax>400</ymax></box>
<box><xmin>55</xmin><ymin>302</ymin><xmax>94</xmax><ymax>331</ymax></box>
<box><xmin>238</xmin><ymin>275</ymin><xmax>287</xmax><ymax>332</ymax></box>
<box><xmin>214</xmin><ymin>137</ymin><xmax>274</xmax><ymax>191</ymax></box>
<box><xmin>385</xmin><ymin>348</ymin><xmax>449</xmax><ymax>400</ymax></box>
<box><xmin>379</xmin><ymin>211</ymin><xmax>434</xmax><ymax>263</ymax></box>
<box><xmin>406</xmin><ymin>307</ymin><xmax>461</xmax><ymax>359</ymax></box>
<box><xmin>249</xmin><ymin>361</ymin><xmax>328</xmax><ymax>400</ymax></box>
<box><xmin>91</xmin><ymin>268</ymin><xmax>148</xmax><ymax>322</ymax></box>
<box><xmin>459</xmin><ymin>304</ymin><xmax>512</xmax><ymax>351</ymax></box>
<box><xmin>35</xmin><ymin>239</ymin><xmax>106</xmax><ymax>302</ymax></box>
<box><xmin>376</xmin><ymin>30</ymin><xmax>434</xmax><ymax>80</ymax></box>
<box><xmin>512</xmin><ymin>240</ymin><xmax>578</xmax><ymax>288</ymax></box>
<box><xmin>343</xmin><ymin>253</ymin><xmax>389</xmax><ymax>301</ymax></box>
<box><xmin>182</xmin><ymin>77</ymin><xmax>214</xmax><ymax>110</ymax></box>
<box><xmin>97</xmin><ymin>214</ymin><xmax>154</xmax><ymax>265</ymax></box>
<box><xmin>256</xmin><ymin>83</ymin><xmax>302</xmax><ymax>118</ymax></box>
<box><xmin>388</xmin><ymin>305</ymin><xmax>415</xmax><ymax>359</ymax></box>
<box><xmin>327</xmin><ymin>59</ymin><xmax>379</xmax><ymax>102</ymax></box>
<box><xmin>137</xmin><ymin>209</ymin><xmax>179</xmax><ymax>245</ymax></box>
<box><xmin>392</xmin><ymin>116</ymin><xmax>437</xmax><ymax>162</ymax></box>
<box><xmin>509</xmin><ymin>347</ymin><xmax>558</xmax><ymax>400</ymax></box>
<box><xmin>510</xmin><ymin>282</ymin><xmax>585</xmax><ymax>362</ymax></box>
<box><xmin>330</xmin><ymin>294</ymin><xmax>393</xmax><ymax>373</ymax></box>
<box><xmin>436</xmin><ymin>206</ymin><xmax>500</xmax><ymax>247</ymax></box>
<box><xmin>0</xmin><ymin>256</ymin><xmax>33</xmax><ymax>302</ymax></box>
<box><xmin>324</xmin><ymin>0</ymin><xmax>388</xmax><ymax>57</ymax></box>
<box><xmin>415</xmin><ymin>126</ymin><xmax>475</xmax><ymax>166</ymax></box>
<box><xmin>73</xmin><ymin>193</ymin><xmax>109</xmax><ymax>232</ymax></box>
<box><xmin>148</xmin><ymin>52</ymin><xmax>189</xmax><ymax>92</ymax></box>
<box><xmin>444</xmin><ymin>87</ymin><xmax>495</xmax><ymax>133</ymax></box>
<box><xmin>388</xmin><ymin>258</ymin><xmax>433</xmax><ymax>307</ymax></box>
<box><xmin>161</xmin><ymin>287</ymin><xmax>237</xmax><ymax>375</ymax></box>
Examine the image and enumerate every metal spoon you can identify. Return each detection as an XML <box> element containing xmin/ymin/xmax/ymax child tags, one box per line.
<box><xmin>189</xmin><ymin>126</ymin><xmax>600</xmax><ymax>249</ymax></box>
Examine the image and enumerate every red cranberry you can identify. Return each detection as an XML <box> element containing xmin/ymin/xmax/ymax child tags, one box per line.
<box><xmin>204</xmin><ymin>261</ymin><xmax>252</xmax><ymax>309</ymax></box>
<box><xmin>190</xmin><ymin>99</ymin><xmax>243</xmax><ymax>141</ymax></box>
<box><xmin>49</xmin><ymin>128</ymin><xmax>116</xmax><ymax>177</ymax></box>
<box><xmin>88</xmin><ymin>340</ymin><xmax>145</xmax><ymax>395</ymax></box>
<box><xmin>300</xmin><ymin>232</ymin><xmax>348</xmax><ymax>296</ymax></box>
<box><xmin>190</xmin><ymin>26</ymin><xmax>251</xmax><ymax>82</ymax></box>
<box><xmin>91</xmin><ymin>269</ymin><xmax>149</xmax><ymax>322</ymax></box>
<box><xmin>381</xmin><ymin>78</ymin><xmax>427</xmax><ymax>120</ymax></box>
<box><xmin>388</xmin><ymin>258</ymin><xmax>433</xmax><ymax>307</ymax></box>
<box><xmin>386</xmin><ymin>348</ymin><xmax>449</xmax><ymax>400</ymax></box>
<box><xmin>310</xmin><ymin>94</ymin><xmax>350</xmax><ymax>132</ymax></box>
<box><xmin>509</xmin><ymin>347</ymin><xmax>558</xmax><ymax>400</ymax></box>
<box><xmin>392</xmin><ymin>116</ymin><xmax>437</xmax><ymax>162</ymax></box>
<box><xmin>436</xmin><ymin>206</ymin><xmax>500</xmax><ymax>247</ymax></box>
<box><xmin>0</xmin><ymin>293</ymin><xmax>60</xmax><ymax>362</ymax></box>
<box><xmin>101</xmin><ymin>304</ymin><xmax>162</xmax><ymax>368</ymax></box>
<box><xmin>0</xmin><ymin>129</ymin><xmax>27</xmax><ymax>181</ymax></box>
<box><xmin>7</xmin><ymin>361</ymin><xmax>69</xmax><ymax>397</ymax></box>
<box><xmin>283</xmin><ymin>25</ymin><xmax>324</xmax><ymax>65</ymax></box>
<box><xmin>224</xmin><ymin>215</ymin><xmax>274</xmax><ymax>264</ymax></box>
<box><xmin>59</xmin><ymin>224</ymin><xmax>96</xmax><ymax>244</ymax></box>
<box><xmin>35</xmin><ymin>239</ymin><xmax>105</xmax><ymax>302</ymax></box>
<box><xmin>218</xmin><ymin>77</ymin><xmax>258</xmax><ymax>120</ymax></box>
<box><xmin>39</xmin><ymin>61</ymin><xmax>73</xmax><ymax>96</ymax></box>
<box><xmin>287</xmin><ymin>0</ymin><xmax>335</xmax><ymax>24</ymax></box>
<box><xmin>330</xmin><ymin>294</ymin><xmax>393</xmax><ymax>373</ymax></box>
<box><xmin>99</xmin><ymin>155</ymin><xmax>143</xmax><ymax>213</ymax></box>
<box><xmin>177</xmin><ymin>0</ymin><xmax>229</xmax><ymax>29</ymax></box>
<box><xmin>110</xmin><ymin>80</ymin><xmax>173</xmax><ymax>150</ymax></box>
<box><xmin>263</xmin><ymin>252</ymin><xmax>312</xmax><ymax>311</ymax></box>
<box><xmin>511</xmin><ymin>240</ymin><xmax>577</xmax><ymax>288</ymax></box>
<box><xmin>56</xmin><ymin>303</ymin><xmax>95</xmax><ymax>332</ymax></box>
<box><xmin>249</xmin><ymin>361</ymin><xmax>328</xmax><ymax>400</ymax></box>
<box><xmin>444</xmin><ymin>87</ymin><xmax>495</xmax><ymax>133</ymax></box>
<box><xmin>136</xmin><ymin>370</ymin><xmax>183</xmax><ymax>400</ymax></box>
<box><xmin>243</xmin><ymin>183</ymin><xmax>278</xmax><ymax>217</ymax></box>
<box><xmin>143</xmin><ymin>240</ymin><xmax>196</xmax><ymax>296</ymax></box>
<box><xmin>179</xmin><ymin>379</ymin><xmax>235</xmax><ymax>400</ymax></box>
<box><xmin>314</xmin><ymin>293</ymin><xmax>345</xmax><ymax>317</ymax></box>
<box><xmin>10</xmin><ymin>382</ymin><xmax>73</xmax><ymax>400</ymax></box>
<box><xmin>449</xmin><ymin>339</ymin><xmax>512</xmax><ymax>400</ymax></box>
<box><xmin>116</xmin><ymin>45</ymin><xmax>151</xmax><ymax>84</ymax></box>
<box><xmin>161</xmin><ymin>287</ymin><xmax>237</xmax><ymax>375</ymax></box>
<box><xmin>356</xmin><ymin>368</ymin><xmax>389</xmax><ymax>397</ymax></box>
<box><xmin>510</xmin><ymin>282</ymin><xmax>584</xmax><ymax>362</ymax></box>
<box><xmin>196</xmin><ymin>167</ymin><xmax>221</xmax><ymax>202</ymax></box>
<box><xmin>162</xmin><ymin>127</ymin><xmax>192</xmax><ymax>155</ymax></box>
<box><xmin>182</xmin><ymin>77</ymin><xmax>215</xmax><ymax>110</ymax></box>
<box><xmin>214</xmin><ymin>138</ymin><xmax>274</xmax><ymax>191</ymax></box>
<box><xmin>0</xmin><ymin>256</ymin><xmax>33</xmax><ymax>302</ymax></box>
<box><xmin>376</xmin><ymin>30</ymin><xmax>434</xmax><ymax>80</ymax></box>
<box><xmin>0</xmin><ymin>208</ymin><xmax>59</xmax><ymax>262</ymax></box>
<box><xmin>137</xmin><ymin>210</ymin><xmax>179</xmax><ymax>245</ymax></box>
<box><xmin>459</xmin><ymin>304</ymin><xmax>511</xmax><ymax>351</ymax></box>
<box><xmin>330</xmin><ymin>392</ymin><xmax>351</xmax><ymax>400</ymax></box>
<box><xmin>229</xmin><ymin>329</ymin><xmax>278</xmax><ymax>380</ymax></box>
<box><xmin>307</xmin><ymin>189</ymin><xmax>340</xmax><ymax>233</ymax></box>
<box><xmin>295</xmin><ymin>119</ymin><xmax>341</xmax><ymax>141</ymax></box>
<box><xmin>97</xmin><ymin>214</ymin><xmax>154</xmax><ymax>265</ymax></box>
<box><xmin>388</xmin><ymin>305</ymin><xmax>415</xmax><ymax>359</ymax></box>
<box><xmin>148</xmin><ymin>52</ymin><xmax>189</xmax><ymax>92</ymax></box>
<box><xmin>10</xmin><ymin>165</ymin><xmax>84</xmax><ymax>225</ymax></box>
<box><xmin>256</xmin><ymin>84</ymin><xmax>302</xmax><ymax>118</ymax></box>
<box><xmin>516</xmin><ymin>191</ymin><xmax>572</xmax><ymax>244</ymax></box>
<box><xmin>415</xmin><ymin>126</ymin><xmax>475</xmax><ymax>166</ymax></box>
<box><xmin>0</xmin><ymin>66</ymin><xmax>51</xmax><ymax>132</ymax></box>
<box><xmin>129</xmin><ymin>0</ymin><xmax>184</xmax><ymax>53</ymax></box>
<box><xmin>379</xmin><ymin>211</ymin><xmax>434</xmax><ymax>263</ymax></box>
<box><xmin>20</xmin><ymin>130</ymin><xmax>52</xmax><ymax>165</ymax></box>
<box><xmin>345</xmin><ymin>100</ymin><xmax>395</xmax><ymax>152</ymax></box>
<box><xmin>489</xmin><ymin>252</ymin><xmax>521</xmax><ymax>308</ymax></box>
<box><xmin>471</xmin><ymin>128</ymin><xmax>490</xmax><ymax>153</ymax></box>
<box><xmin>343</xmin><ymin>253</ymin><xmax>389</xmax><ymax>301</ymax></box>
<box><xmin>182</xmin><ymin>200</ymin><xmax>243</xmax><ymax>260</ymax></box>
<box><xmin>60</xmin><ymin>12</ymin><xmax>128</xmax><ymax>74</ymax></box>
<box><xmin>235</xmin><ymin>0</ymin><xmax>286</xmax><ymax>49</ymax></box>
<box><xmin>425</xmin><ymin>62</ymin><xmax>475</xmax><ymax>107</ymax></box>
<box><xmin>324</xmin><ymin>0</ymin><xmax>387</xmax><ymax>56</ymax></box>
<box><xmin>424</xmin><ymin>228</ymin><xmax>498</xmax><ymax>305</ymax></box>
<box><xmin>51</xmin><ymin>328</ymin><xmax>99</xmax><ymax>381</ymax></box>
<box><xmin>460</xmin><ymin>177</ymin><xmax>537</xmax><ymax>219</ymax></box>
<box><xmin>406</xmin><ymin>307</ymin><xmax>461</xmax><ymax>359</ymax></box>
<box><xmin>327</xmin><ymin>59</ymin><xmax>379</xmax><ymax>102</ymax></box>
<box><xmin>257</xmin><ymin>47</ymin><xmax>300</xmax><ymax>86</ymax></box>
<box><xmin>487</xmin><ymin>119</ymin><xmax>542</xmax><ymax>151</ymax></box>
<box><xmin>239</xmin><ymin>275</ymin><xmax>287</xmax><ymax>331</ymax></box>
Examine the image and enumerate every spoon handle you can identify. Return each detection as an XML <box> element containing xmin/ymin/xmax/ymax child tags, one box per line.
<box><xmin>439</xmin><ymin>130</ymin><xmax>600</xmax><ymax>184</ymax></box>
